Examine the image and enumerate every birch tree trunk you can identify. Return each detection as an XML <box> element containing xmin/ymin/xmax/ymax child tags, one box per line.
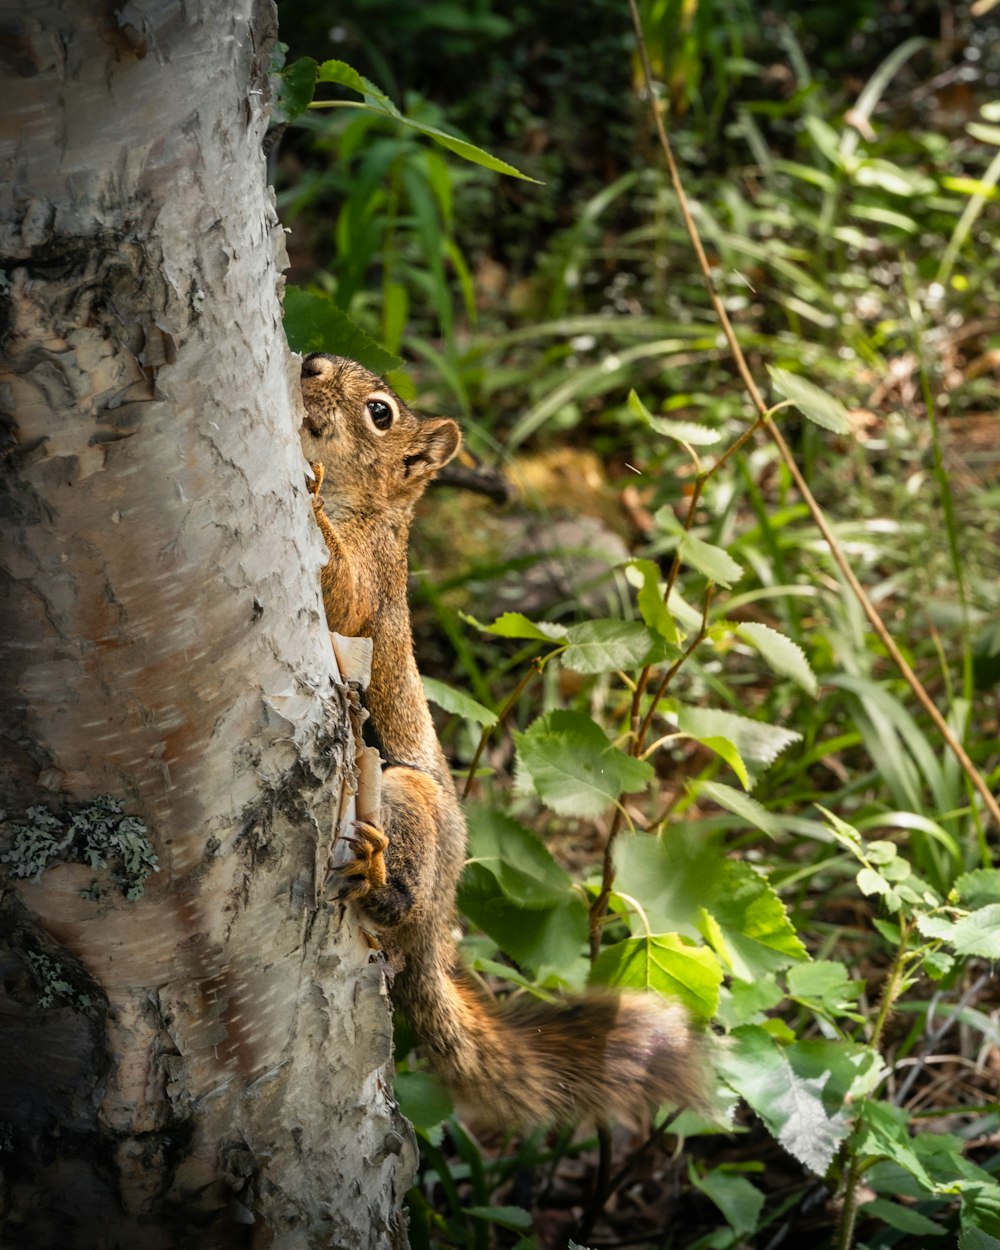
<box><xmin>0</xmin><ymin>3</ymin><xmax>415</xmax><ymax>1246</ymax></box>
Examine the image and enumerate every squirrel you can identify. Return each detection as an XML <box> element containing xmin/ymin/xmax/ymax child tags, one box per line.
<box><xmin>299</xmin><ymin>353</ymin><xmax>705</xmax><ymax>1129</ymax></box>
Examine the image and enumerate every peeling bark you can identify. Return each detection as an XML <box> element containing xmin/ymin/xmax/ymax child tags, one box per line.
<box><xmin>0</xmin><ymin>3</ymin><xmax>415</xmax><ymax>1246</ymax></box>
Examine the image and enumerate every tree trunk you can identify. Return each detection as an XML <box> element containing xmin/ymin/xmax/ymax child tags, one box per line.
<box><xmin>0</xmin><ymin>3</ymin><xmax>415</xmax><ymax>1246</ymax></box>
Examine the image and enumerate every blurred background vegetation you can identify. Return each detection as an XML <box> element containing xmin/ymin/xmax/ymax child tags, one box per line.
<box><xmin>273</xmin><ymin>2</ymin><xmax>1000</xmax><ymax>1247</ymax></box>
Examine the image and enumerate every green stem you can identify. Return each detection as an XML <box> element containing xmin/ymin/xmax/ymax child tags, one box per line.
<box><xmin>835</xmin><ymin>920</ymin><xmax>914</xmax><ymax>1250</ymax></box>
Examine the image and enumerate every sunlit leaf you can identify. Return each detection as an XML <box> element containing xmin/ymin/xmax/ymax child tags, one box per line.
<box><xmin>768</xmin><ymin>366</ymin><xmax>853</xmax><ymax>435</ymax></box>
<box><xmin>462</xmin><ymin>611</ymin><xmax>568</xmax><ymax>643</ymax></box>
<box><xmin>560</xmin><ymin>619</ymin><xmax>674</xmax><ymax>674</ymax></box>
<box><xmin>701</xmin><ymin>860</ymin><xmax>807</xmax><ymax>980</ymax></box>
<box><xmin>736</xmin><ymin>622</ymin><xmax>818</xmax><ymax>696</ymax></box>
<box><xmin>626</xmin><ymin>558</ymin><xmax>680</xmax><ymax>645</ymax></box>
<box><xmin>627</xmin><ymin>389</ymin><xmax>722</xmax><ymax>445</ymax></box>
<box><xmin>676</xmin><ymin>706</ymin><xmax>802</xmax><ymax>771</ymax></box>
<box><xmin>656</xmin><ymin>508</ymin><xmax>744</xmax><ymax>587</ymax></box>
<box><xmin>692</xmin><ymin>780</ymin><xmax>785</xmax><ymax>838</ymax></box>
<box><xmin>720</xmin><ymin>1026</ymin><xmax>882</xmax><ymax>1173</ymax></box>
<box><xmin>589</xmin><ymin>933</ymin><xmax>723</xmax><ymax>1019</ymax></box>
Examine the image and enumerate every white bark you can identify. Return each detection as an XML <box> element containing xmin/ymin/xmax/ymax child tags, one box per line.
<box><xmin>0</xmin><ymin>3</ymin><xmax>414</xmax><ymax>1246</ymax></box>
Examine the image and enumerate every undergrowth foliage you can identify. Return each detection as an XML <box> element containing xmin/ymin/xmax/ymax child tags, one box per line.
<box><xmin>273</xmin><ymin>7</ymin><xmax>1000</xmax><ymax>1248</ymax></box>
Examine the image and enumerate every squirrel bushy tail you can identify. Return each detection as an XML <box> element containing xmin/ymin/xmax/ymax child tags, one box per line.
<box><xmin>400</xmin><ymin>964</ymin><xmax>704</xmax><ymax>1129</ymax></box>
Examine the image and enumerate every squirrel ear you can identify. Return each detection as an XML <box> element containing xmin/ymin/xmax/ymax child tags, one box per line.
<box><xmin>407</xmin><ymin>418</ymin><xmax>461</xmax><ymax>477</ymax></box>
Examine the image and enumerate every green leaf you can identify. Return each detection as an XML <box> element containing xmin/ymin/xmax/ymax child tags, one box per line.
<box><xmin>589</xmin><ymin>934</ymin><xmax>722</xmax><ymax>1020</ymax></box>
<box><xmin>717</xmin><ymin>975</ymin><xmax>784</xmax><ymax>1029</ymax></box>
<box><xmin>701</xmin><ymin>860</ymin><xmax>807</xmax><ymax>980</ymax></box>
<box><xmin>689</xmin><ymin>1167</ymin><xmax>765</xmax><ymax>1238</ymax></box>
<box><xmin>626</xmin><ymin>558</ymin><xmax>680</xmax><ymax>645</ymax></box>
<box><xmin>954</xmin><ymin>869</ymin><xmax>1000</xmax><ymax>909</ymax></box>
<box><xmin>283</xmin><ymin>287</ymin><xmax>402</xmax><ymax>374</ymax></box>
<box><xmin>692</xmin><ymin>780</ymin><xmax>785</xmax><ymax>838</ymax></box>
<box><xmin>464</xmin><ymin>1206</ymin><xmax>533</xmax><ymax>1232</ymax></box>
<box><xmin>735</xmin><ymin>622</ymin><xmax>818</xmax><ymax>696</ymax></box>
<box><xmin>271</xmin><ymin>54</ymin><xmax>318</xmax><ymax>124</ymax></box>
<box><xmin>915</xmin><ymin>905</ymin><xmax>1000</xmax><ymax>959</ymax></box>
<box><xmin>720</xmin><ymin>1026</ymin><xmax>882</xmax><ymax>1173</ymax></box>
<box><xmin>922</xmin><ymin>949</ymin><xmax>955</xmax><ymax>980</ymax></box>
<box><xmin>613</xmin><ymin>826</ymin><xmax>726</xmax><ymax>938</ymax></box>
<box><xmin>422</xmin><ymin>677</ymin><xmax>497</xmax><ymax>728</ymax></box>
<box><xmin>853</xmin><ymin>1102</ymin><xmax>939</xmax><ymax>1192</ymax></box>
<box><xmin>695</xmin><ymin>735</ymin><xmax>751</xmax><ymax>790</ymax></box>
<box><xmin>316</xmin><ymin>58</ymin><xmax>391</xmax><ymax>103</ymax></box>
<box><xmin>458</xmin><ymin>867</ymin><xmax>589</xmax><ymax>980</ymax></box>
<box><xmin>860</xmin><ymin>1197</ymin><xmax>946</xmax><ymax>1236</ymax></box>
<box><xmin>656</xmin><ymin>507</ymin><xmax>744</xmax><ymax>587</ymax></box>
<box><xmin>560</xmin><ymin>619</ymin><xmax>673</xmax><ymax>674</ymax></box>
<box><xmin>463</xmin><ymin>808</ymin><xmax>571</xmax><ymax>909</ymax></box>
<box><xmin>514</xmin><ymin>711</ymin><xmax>653</xmax><ymax>819</ymax></box>
<box><xmin>768</xmin><ymin>365</ymin><xmax>853</xmax><ymax>435</ymax></box>
<box><xmin>676</xmin><ymin>705</ymin><xmax>802</xmax><ymax>771</ymax></box>
<box><xmin>463</xmin><ymin>611</ymin><xmax>568</xmax><ymax>643</ymax></box>
<box><xmin>787</xmin><ymin>961</ymin><xmax>863</xmax><ymax>1017</ymax></box>
<box><xmin>627</xmin><ymin>389</ymin><xmax>722</xmax><ymax>446</ymax></box>
<box><xmin>394</xmin><ymin>1070</ymin><xmax>452</xmax><ymax>1130</ymax></box>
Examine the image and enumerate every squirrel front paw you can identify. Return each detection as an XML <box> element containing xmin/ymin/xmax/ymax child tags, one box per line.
<box><xmin>330</xmin><ymin>820</ymin><xmax>389</xmax><ymax>901</ymax></box>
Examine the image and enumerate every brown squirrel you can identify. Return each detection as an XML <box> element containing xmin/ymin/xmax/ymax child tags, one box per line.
<box><xmin>300</xmin><ymin>353</ymin><xmax>705</xmax><ymax>1129</ymax></box>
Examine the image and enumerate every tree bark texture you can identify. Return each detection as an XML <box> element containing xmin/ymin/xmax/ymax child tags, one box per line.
<box><xmin>0</xmin><ymin>3</ymin><xmax>415</xmax><ymax>1246</ymax></box>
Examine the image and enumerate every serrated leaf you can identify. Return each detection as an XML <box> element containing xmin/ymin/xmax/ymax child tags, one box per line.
<box><xmin>656</xmin><ymin>507</ymin><xmax>744</xmax><ymax>587</ymax></box>
<box><xmin>857</xmin><ymin>866</ymin><xmax>891</xmax><ymax>897</ymax></box>
<box><xmin>768</xmin><ymin>365</ymin><xmax>853</xmax><ymax>435</ymax></box>
<box><xmin>701</xmin><ymin>860</ymin><xmax>808</xmax><ymax>980</ymax></box>
<box><xmin>719</xmin><ymin>1026</ymin><xmax>882</xmax><ymax>1173</ymax></box>
<box><xmin>697</xmin><ymin>735</ymin><xmax>751</xmax><ymax>790</ymax></box>
<box><xmin>560</xmin><ymin>619</ymin><xmax>672</xmax><ymax>674</ymax></box>
<box><xmin>787</xmin><ymin>960</ymin><xmax>863</xmax><ymax>1016</ymax></box>
<box><xmin>422</xmin><ymin>677</ymin><xmax>497</xmax><ymax>727</ymax></box>
<box><xmin>693</xmin><ymin>780</ymin><xmax>785</xmax><ymax>838</ymax></box>
<box><xmin>853</xmin><ymin>1101</ymin><xmax>940</xmax><ymax>1192</ymax></box>
<box><xmin>628</xmin><ymin>389</ymin><xmax>722</xmax><ymax>446</ymax></box>
<box><xmin>922</xmin><ymin>949</ymin><xmax>956</xmax><ymax>980</ymax></box>
<box><xmin>514</xmin><ymin>711</ymin><xmax>653</xmax><ymax>819</ymax></box>
<box><xmin>676</xmin><ymin>706</ymin><xmax>802</xmax><ymax>771</ymax></box>
<box><xmin>589</xmin><ymin>933</ymin><xmax>722</xmax><ymax>1019</ymax></box>
<box><xmin>916</xmin><ymin>905</ymin><xmax>1000</xmax><ymax>959</ymax></box>
<box><xmin>954</xmin><ymin>869</ymin><xmax>1000</xmax><ymax>909</ymax></box>
<box><xmin>736</xmin><ymin>622</ymin><xmax>818</xmax><ymax>696</ymax></box>
<box><xmin>626</xmin><ymin>558</ymin><xmax>680</xmax><ymax>645</ymax></box>
<box><xmin>283</xmin><ymin>287</ymin><xmax>402</xmax><ymax>373</ymax></box>
<box><xmin>316</xmin><ymin>58</ymin><xmax>391</xmax><ymax>103</ymax></box>
<box><xmin>463</xmin><ymin>611</ymin><xmax>568</xmax><ymax>643</ymax></box>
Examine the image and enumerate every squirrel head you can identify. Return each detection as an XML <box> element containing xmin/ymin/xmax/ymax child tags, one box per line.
<box><xmin>300</xmin><ymin>353</ymin><xmax>461</xmax><ymax>521</ymax></box>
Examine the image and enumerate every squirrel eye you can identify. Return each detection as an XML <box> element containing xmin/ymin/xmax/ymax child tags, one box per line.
<box><xmin>366</xmin><ymin>398</ymin><xmax>395</xmax><ymax>431</ymax></box>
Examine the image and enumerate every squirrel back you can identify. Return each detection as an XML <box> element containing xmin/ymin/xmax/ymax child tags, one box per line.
<box><xmin>300</xmin><ymin>353</ymin><xmax>705</xmax><ymax>1129</ymax></box>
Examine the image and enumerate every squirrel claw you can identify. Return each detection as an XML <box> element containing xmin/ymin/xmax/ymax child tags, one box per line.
<box><xmin>330</xmin><ymin>819</ymin><xmax>388</xmax><ymax>900</ymax></box>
